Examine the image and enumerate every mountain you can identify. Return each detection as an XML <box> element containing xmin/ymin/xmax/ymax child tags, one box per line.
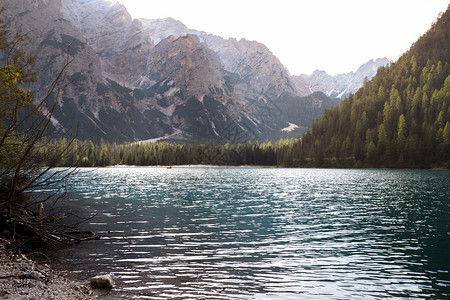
<box><xmin>138</xmin><ymin>17</ymin><xmax>296</xmax><ymax>99</ymax></box>
<box><xmin>135</xmin><ymin>16</ymin><xmax>386</xmax><ymax>101</ymax></box>
<box><xmin>284</xmin><ymin>5</ymin><xmax>449</xmax><ymax>168</ymax></box>
<box><xmin>1</xmin><ymin>0</ymin><xmax>339</xmax><ymax>143</ymax></box>
<box><xmin>293</xmin><ymin>58</ymin><xmax>390</xmax><ymax>99</ymax></box>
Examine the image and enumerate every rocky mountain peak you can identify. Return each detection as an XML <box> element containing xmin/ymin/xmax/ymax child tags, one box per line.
<box><xmin>294</xmin><ymin>58</ymin><xmax>390</xmax><ymax>99</ymax></box>
<box><xmin>127</xmin><ymin>14</ymin><xmax>297</xmax><ymax>99</ymax></box>
<box><xmin>106</xmin><ymin>2</ymin><xmax>132</xmax><ymax>26</ymax></box>
<box><xmin>129</xmin><ymin>18</ymin><xmax>144</xmax><ymax>34</ymax></box>
<box><xmin>139</xmin><ymin>17</ymin><xmax>189</xmax><ymax>45</ymax></box>
<box><xmin>311</xmin><ymin>70</ymin><xmax>328</xmax><ymax>76</ymax></box>
<box><xmin>148</xmin><ymin>34</ymin><xmax>225</xmax><ymax>101</ymax></box>
<box><xmin>3</xmin><ymin>0</ymin><xmax>341</xmax><ymax>142</ymax></box>
<box><xmin>355</xmin><ymin>57</ymin><xmax>389</xmax><ymax>77</ymax></box>
<box><xmin>62</xmin><ymin>0</ymin><xmax>111</xmax><ymax>31</ymax></box>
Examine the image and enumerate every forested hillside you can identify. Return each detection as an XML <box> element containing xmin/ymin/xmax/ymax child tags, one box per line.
<box><xmin>283</xmin><ymin>6</ymin><xmax>450</xmax><ymax>168</ymax></box>
<box><xmin>34</xmin><ymin>6</ymin><xmax>449</xmax><ymax>169</ymax></box>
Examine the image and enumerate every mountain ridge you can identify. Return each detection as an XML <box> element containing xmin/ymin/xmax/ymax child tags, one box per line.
<box><xmin>292</xmin><ymin>57</ymin><xmax>390</xmax><ymax>99</ymax></box>
<box><xmin>2</xmin><ymin>0</ymin><xmax>341</xmax><ymax>142</ymax></box>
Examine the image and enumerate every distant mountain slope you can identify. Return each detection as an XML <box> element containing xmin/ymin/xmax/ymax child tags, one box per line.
<box><xmin>292</xmin><ymin>58</ymin><xmax>390</xmax><ymax>99</ymax></box>
<box><xmin>136</xmin><ymin>16</ymin><xmax>386</xmax><ymax>100</ymax></box>
<box><xmin>1</xmin><ymin>0</ymin><xmax>338</xmax><ymax>142</ymax></box>
<box><xmin>285</xmin><ymin>5</ymin><xmax>450</xmax><ymax>168</ymax></box>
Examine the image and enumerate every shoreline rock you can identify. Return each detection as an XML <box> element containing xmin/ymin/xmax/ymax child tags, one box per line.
<box><xmin>0</xmin><ymin>239</ymin><xmax>93</xmax><ymax>299</ymax></box>
<box><xmin>90</xmin><ymin>274</ymin><xmax>114</xmax><ymax>289</ymax></box>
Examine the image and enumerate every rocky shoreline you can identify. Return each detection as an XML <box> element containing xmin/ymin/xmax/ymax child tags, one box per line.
<box><xmin>0</xmin><ymin>239</ymin><xmax>93</xmax><ymax>299</ymax></box>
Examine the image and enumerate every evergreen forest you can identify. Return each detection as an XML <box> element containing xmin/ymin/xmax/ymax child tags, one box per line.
<box><xmin>290</xmin><ymin>6</ymin><xmax>450</xmax><ymax>168</ymax></box>
<box><xmin>42</xmin><ymin>5</ymin><xmax>450</xmax><ymax>169</ymax></box>
<box><xmin>5</xmin><ymin>6</ymin><xmax>450</xmax><ymax>170</ymax></box>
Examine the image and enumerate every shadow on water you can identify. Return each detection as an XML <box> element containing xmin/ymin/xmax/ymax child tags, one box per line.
<box><xmin>346</xmin><ymin>170</ymin><xmax>450</xmax><ymax>298</ymax></box>
<box><xmin>380</xmin><ymin>171</ymin><xmax>450</xmax><ymax>298</ymax></box>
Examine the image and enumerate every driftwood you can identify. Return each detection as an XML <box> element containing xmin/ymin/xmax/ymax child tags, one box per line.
<box><xmin>1</xmin><ymin>198</ymin><xmax>99</xmax><ymax>246</ymax></box>
<box><xmin>61</xmin><ymin>230</ymin><xmax>100</xmax><ymax>242</ymax></box>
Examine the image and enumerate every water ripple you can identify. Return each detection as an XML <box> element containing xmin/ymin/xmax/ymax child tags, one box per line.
<box><xmin>48</xmin><ymin>167</ymin><xmax>450</xmax><ymax>299</ymax></box>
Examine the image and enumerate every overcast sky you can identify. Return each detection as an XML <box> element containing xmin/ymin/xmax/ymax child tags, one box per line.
<box><xmin>117</xmin><ymin>0</ymin><xmax>448</xmax><ymax>75</ymax></box>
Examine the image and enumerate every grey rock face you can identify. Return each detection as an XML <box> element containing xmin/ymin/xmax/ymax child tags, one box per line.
<box><xmin>2</xmin><ymin>0</ymin><xmax>339</xmax><ymax>142</ymax></box>
<box><xmin>147</xmin><ymin>34</ymin><xmax>225</xmax><ymax>100</ymax></box>
<box><xmin>138</xmin><ymin>17</ymin><xmax>297</xmax><ymax>99</ymax></box>
<box><xmin>208</xmin><ymin>37</ymin><xmax>296</xmax><ymax>100</ymax></box>
<box><xmin>296</xmin><ymin>58</ymin><xmax>390</xmax><ymax>99</ymax></box>
<box><xmin>290</xmin><ymin>75</ymin><xmax>312</xmax><ymax>97</ymax></box>
<box><xmin>139</xmin><ymin>17</ymin><xmax>189</xmax><ymax>45</ymax></box>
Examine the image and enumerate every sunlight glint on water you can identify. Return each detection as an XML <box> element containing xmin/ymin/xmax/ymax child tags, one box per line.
<box><xmin>50</xmin><ymin>168</ymin><xmax>450</xmax><ymax>299</ymax></box>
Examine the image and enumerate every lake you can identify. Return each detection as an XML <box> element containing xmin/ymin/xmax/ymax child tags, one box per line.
<box><xmin>47</xmin><ymin>167</ymin><xmax>450</xmax><ymax>299</ymax></box>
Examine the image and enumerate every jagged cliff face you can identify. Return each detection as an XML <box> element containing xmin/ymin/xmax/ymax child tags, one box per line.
<box><xmin>2</xmin><ymin>0</ymin><xmax>172</xmax><ymax>141</ymax></box>
<box><xmin>294</xmin><ymin>58</ymin><xmax>390</xmax><ymax>99</ymax></box>
<box><xmin>138</xmin><ymin>17</ymin><xmax>296</xmax><ymax>99</ymax></box>
<box><xmin>147</xmin><ymin>34</ymin><xmax>225</xmax><ymax>100</ymax></box>
<box><xmin>62</xmin><ymin>1</ymin><xmax>155</xmax><ymax>88</ymax></box>
<box><xmin>2</xmin><ymin>0</ymin><xmax>339</xmax><ymax>142</ymax></box>
<box><xmin>198</xmin><ymin>36</ymin><xmax>296</xmax><ymax>100</ymax></box>
<box><xmin>139</xmin><ymin>18</ymin><xmax>189</xmax><ymax>45</ymax></box>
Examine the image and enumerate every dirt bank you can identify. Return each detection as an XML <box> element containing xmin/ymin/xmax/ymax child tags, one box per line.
<box><xmin>0</xmin><ymin>239</ymin><xmax>93</xmax><ymax>299</ymax></box>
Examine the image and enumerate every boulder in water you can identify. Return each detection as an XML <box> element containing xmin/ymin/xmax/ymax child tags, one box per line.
<box><xmin>90</xmin><ymin>274</ymin><xmax>114</xmax><ymax>289</ymax></box>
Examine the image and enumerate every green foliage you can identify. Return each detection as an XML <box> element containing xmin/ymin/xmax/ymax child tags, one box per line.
<box><xmin>444</xmin><ymin>121</ymin><xmax>450</xmax><ymax>143</ymax></box>
<box><xmin>7</xmin><ymin>7</ymin><xmax>450</xmax><ymax>171</ymax></box>
<box><xmin>0</xmin><ymin>11</ymin><xmax>37</xmax><ymax>173</ymax></box>
<box><xmin>50</xmin><ymin>139</ymin><xmax>283</xmax><ymax>167</ymax></box>
<box><xmin>279</xmin><ymin>6</ymin><xmax>450</xmax><ymax>168</ymax></box>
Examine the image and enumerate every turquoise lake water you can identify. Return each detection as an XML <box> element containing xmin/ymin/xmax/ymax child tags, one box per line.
<box><xmin>48</xmin><ymin>167</ymin><xmax>449</xmax><ymax>299</ymax></box>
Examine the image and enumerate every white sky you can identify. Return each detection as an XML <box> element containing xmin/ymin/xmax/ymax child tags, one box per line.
<box><xmin>117</xmin><ymin>0</ymin><xmax>448</xmax><ymax>75</ymax></box>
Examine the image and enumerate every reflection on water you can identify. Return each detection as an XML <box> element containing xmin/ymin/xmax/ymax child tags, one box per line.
<box><xmin>48</xmin><ymin>168</ymin><xmax>449</xmax><ymax>299</ymax></box>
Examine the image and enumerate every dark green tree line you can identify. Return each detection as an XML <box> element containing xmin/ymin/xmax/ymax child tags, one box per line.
<box><xmin>44</xmin><ymin>139</ymin><xmax>284</xmax><ymax>167</ymax></box>
<box><xmin>29</xmin><ymin>6</ymin><xmax>450</xmax><ymax>170</ymax></box>
<box><xmin>284</xmin><ymin>6</ymin><xmax>450</xmax><ymax>168</ymax></box>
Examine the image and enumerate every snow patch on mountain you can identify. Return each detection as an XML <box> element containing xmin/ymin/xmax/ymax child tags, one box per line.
<box><xmin>281</xmin><ymin>123</ymin><xmax>299</xmax><ymax>132</ymax></box>
<box><xmin>295</xmin><ymin>58</ymin><xmax>390</xmax><ymax>99</ymax></box>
